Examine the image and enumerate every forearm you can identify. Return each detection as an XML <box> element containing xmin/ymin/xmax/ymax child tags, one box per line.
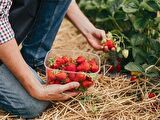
<box><xmin>0</xmin><ymin>39</ymin><xmax>43</xmax><ymax>99</ymax></box>
<box><xmin>67</xmin><ymin>0</ymin><xmax>95</xmax><ymax>37</ymax></box>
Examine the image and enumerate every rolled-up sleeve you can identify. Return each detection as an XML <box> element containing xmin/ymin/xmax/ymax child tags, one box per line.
<box><xmin>0</xmin><ymin>0</ymin><xmax>15</xmax><ymax>45</ymax></box>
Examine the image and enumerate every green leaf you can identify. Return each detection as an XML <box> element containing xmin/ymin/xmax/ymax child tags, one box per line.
<box><xmin>145</xmin><ymin>65</ymin><xmax>160</xmax><ymax>77</ymax></box>
<box><xmin>48</xmin><ymin>58</ymin><xmax>54</xmax><ymax>66</ymax></box>
<box><xmin>125</xmin><ymin>62</ymin><xmax>145</xmax><ymax>72</ymax></box>
<box><xmin>140</xmin><ymin>0</ymin><xmax>160</xmax><ymax>12</ymax></box>
<box><xmin>106</xmin><ymin>0</ymin><xmax>123</xmax><ymax>14</ymax></box>
<box><xmin>133</xmin><ymin>17</ymin><xmax>149</xmax><ymax>31</ymax></box>
<box><xmin>114</xmin><ymin>10</ymin><xmax>127</xmax><ymax>20</ymax></box>
<box><xmin>149</xmin><ymin>38</ymin><xmax>160</xmax><ymax>54</ymax></box>
<box><xmin>122</xmin><ymin>0</ymin><xmax>139</xmax><ymax>13</ymax></box>
<box><xmin>134</xmin><ymin>52</ymin><xmax>146</xmax><ymax>64</ymax></box>
<box><xmin>145</xmin><ymin>72</ymin><xmax>159</xmax><ymax>77</ymax></box>
<box><xmin>130</xmin><ymin>34</ymin><xmax>146</xmax><ymax>46</ymax></box>
<box><xmin>155</xmin><ymin>17</ymin><xmax>160</xmax><ymax>23</ymax></box>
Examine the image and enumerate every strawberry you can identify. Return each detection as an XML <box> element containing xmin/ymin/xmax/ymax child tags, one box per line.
<box><xmin>111</xmin><ymin>46</ymin><xmax>116</xmax><ymax>51</ymax></box>
<box><xmin>55</xmin><ymin>57</ymin><xmax>65</xmax><ymax>65</ymax></box>
<box><xmin>68</xmin><ymin>73</ymin><xmax>76</xmax><ymax>81</ymax></box>
<box><xmin>74</xmin><ymin>73</ymin><xmax>86</xmax><ymax>82</ymax></box>
<box><xmin>148</xmin><ymin>93</ymin><xmax>156</xmax><ymax>98</ymax></box>
<box><xmin>90</xmin><ymin>64</ymin><xmax>99</xmax><ymax>73</ymax></box>
<box><xmin>116</xmin><ymin>64</ymin><xmax>121</xmax><ymax>72</ymax></box>
<box><xmin>54</xmin><ymin>80</ymin><xmax>61</xmax><ymax>84</ymax></box>
<box><xmin>109</xmin><ymin>65</ymin><xmax>114</xmax><ymax>73</ymax></box>
<box><xmin>55</xmin><ymin>72</ymin><xmax>67</xmax><ymax>80</ymax></box>
<box><xmin>51</xmin><ymin>62</ymin><xmax>61</xmax><ymax>69</ymax></box>
<box><xmin>122</xmin><ymin>49</ymin><xmax>129</xmax><ymax>58</ymax></box>
<box><xmin>64</xmin><ymin>63</ymin><xmax>77</xmax><ymax>72</ymax></box>
<box><xmin>48</xmin><ymin>81</ymin><xmax>55</xmax><ymax>85</ymax></box>
<box><xmin>89</xmin><ymin>59</ymin><xmax>97</xmax><ymax>65</ymax></box>
<box><xmin>76</xmin><ymin>56</ymin><xmax>86</xmax><ymax>64</ymax></box>
<box><xmin>105</xmin><ymin>40</ymin><xmax>115</xmax><ymax>50</ymax></box>
<box><xmin>62</xmin><ymin>56</ymin><xmax>69</xmax><ymax>63</ymax></box>
<box><xmin>82</xmin><ymin>80</ymin><xmax>93</xmax><ymax>88</ymax></box>
<box><xmin>89</xmin><ymin>59</ymin><xmax>99</xmax><ymax>72</ymax></box>
<box><xmin>47</xmin><ymin>70</ymin><xmax>56</xmax><ymax>83</ymax></box>
<box><xmin>130</xmin><ymin>76</ymin><xmax>137</xmax><ymax>82</ymax></box>
<box><xmin>77</xmin><ymin>61</ymin><xmax>90</xmax><ymax>72</ymax></box>
<box><xmin>65</xmin><ymin>78</ymin><xmax>72</xmax><ymax>83</ymax></box>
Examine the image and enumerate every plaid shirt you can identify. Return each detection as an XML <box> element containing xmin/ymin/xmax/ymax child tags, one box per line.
<box><xmin>0</xmin><ymin>0</ymin><xmax>15</xmax><ymax>45</ymax></box>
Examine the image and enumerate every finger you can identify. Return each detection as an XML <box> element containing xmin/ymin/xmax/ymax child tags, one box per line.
<box><xmin>87</xmin><ymin>37</ymin><xmax>103</xmax><ymax>50</ymax></box>
<box><xmin>59</xmin><ymin>82</ymin><xmax>80</xmax><ymax>93</ymax></box>
<box><xmin>101</xmin><ymin>30</ymin><xmax>106</xmax><ymax>40</ymax></box>
<box><xmin>58</xmin><ymin>92</ymin><xmax>80</xmax><ymax>101</ymax></box>
<box><xmin>103</xmin><ymin>46</ymin><xmax>109</xmax><ymax>52</ymax></box>
<box><xmin>111</xmin><ymin>47</ymin><xmax>116</xmax><ymax>51</ymax></box>
<box><xmin>93</xmin><ymin>44</ymin><xmax>104</xmax><ymax>50</ymax></box>
<box><xmin>64</xmin><ymin>92</ymin><xmax>79</xmax><ymax>99</ymax></box>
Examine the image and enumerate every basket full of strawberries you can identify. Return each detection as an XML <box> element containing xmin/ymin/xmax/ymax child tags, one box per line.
<box><xmin>44</xmin><ymin>49</ymin><xmax>101</xmax><ymax>92</ymax></box>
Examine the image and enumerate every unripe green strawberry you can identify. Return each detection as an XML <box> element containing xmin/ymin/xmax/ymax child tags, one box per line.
<box><xmin>122</xmin><ymin>49</ymin><xmax>129</xmax><ymax>58</ymax></box>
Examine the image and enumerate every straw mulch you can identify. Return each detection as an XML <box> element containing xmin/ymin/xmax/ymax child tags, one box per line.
<box><xmin>0</xmin><ymin>19</ymin><xmax>160</xmax><ymax>120</ymax></box>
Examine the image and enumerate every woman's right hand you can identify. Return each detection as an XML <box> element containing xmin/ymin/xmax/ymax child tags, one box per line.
<box><xmin>36</xmin><ymin>82</ymin><xmax>80</xmax><ymax>101</ymax></box>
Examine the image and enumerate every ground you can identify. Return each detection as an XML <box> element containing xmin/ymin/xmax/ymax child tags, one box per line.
<box><xmin>0</xmin><ymin>19</ymin><xmax>159</xmax><ymax>120</ymax></box>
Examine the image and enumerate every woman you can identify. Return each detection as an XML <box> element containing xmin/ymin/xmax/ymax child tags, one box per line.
<box><xmin>0</xmin><ymin>0</ymin><xmax>107</xmax><ymax>118</ymax></box>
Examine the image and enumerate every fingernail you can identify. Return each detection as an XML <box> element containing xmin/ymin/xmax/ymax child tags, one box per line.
<box><xmin>73</xmin><ymin>82</ymin><xmax>80</xmax><ymax>87</ymax></box>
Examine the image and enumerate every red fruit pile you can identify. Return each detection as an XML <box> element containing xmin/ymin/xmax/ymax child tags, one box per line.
<box><xmin>47</xmin><ymin>56</ymin><xmax>99</xmax><ymax>91</ymax></box>
<box><xmin>48</xmin><ymin>56</ymin><xmax>99</xmax><ymax>73</ymax></box>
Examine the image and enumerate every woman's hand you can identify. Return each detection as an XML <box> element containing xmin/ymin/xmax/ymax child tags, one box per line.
<box><xmin>36</xmin><ymin>82</ymin><xmax>80</xmax><ymax>101</ymax></box>
<box><xmin>84</xmin><ymin>28</ymin><xmax>110</xmax><ymax>52</ymax></box>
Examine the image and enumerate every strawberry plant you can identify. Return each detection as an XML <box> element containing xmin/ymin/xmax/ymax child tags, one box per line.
<box><xmin>79</xmin><ymin>0</ymin><xmax>160</xmax><ymax>77</ymax></box>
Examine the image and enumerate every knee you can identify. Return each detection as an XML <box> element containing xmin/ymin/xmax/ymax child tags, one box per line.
<box><xmin>22</xmin><ymin>101</ymin><xmax>50</xmax><ymax>119</ymax></box>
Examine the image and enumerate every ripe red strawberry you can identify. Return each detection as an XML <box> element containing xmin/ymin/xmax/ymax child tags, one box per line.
<box><xmin>89</xmin><ymin>59</ymin><xmax>97</xmax><ymax>65</ymax></box>
<box><xmin>91</xmin><ymin>64</ymin><xmax>99</xmax><ymax>73</ymax></box>
<box><xmin>105</xmin><ymin>40</ymin><xmax>115</xmax><ymax>50</ymax></box>
<box><xmin>47</xmin><ymin>70</ymin><xmax>56</xmax><ymax>83</ymax></box>
<box><xmin>55</xmin><ymin>57</ymin><xmax>65</xmax><ymax>65</ymax></box>
<box><xmin>82</xmin><ymin>80</ymin><xmax>93</xmax><ymax>88</ymax></box>
<box><xmin>65</xmin><ymin>78</ymin><xmax>72</xmax><ymax>83</ymax></box>
<box><xmin>76</xmin><ymin>56</ymin><xmax>86</xmax><ymax>64</ymax></box>
<box><xmin>64</xmin><ymin>63</ymin><xmax>77</xmax><ymax>72</ymax></box>
<box><xmin>48</xmin><ymin>81</ymin><xmax>55</xmax><ymax>85</ymax></box>
<box><xmin>55</xmin><ymin>72</ymin><xmax>67</xmax><ymax>80</ymax></box>
<box><xmin>130</xmin><ymin>76</ymin><xmax>137</xmax><ymax>82</ymax></box>
<box><xmin>62</xmin><ymin>56</ymin><xmax>69</xmax><ymax>63</ymax></box>
<box><xmin>68</xmin><ymin>73</ymin><xmax>76</xmax><ymax>81</ymax></box>
<box><xmin>74</xmin><ymin>73</ymin><xmax>86</xmax><ymax>82</ymax></box>
<box><xmin>116</xmin><ymin>64</ymin><xmax>121</xmax><ymax>72</ymax></box>
<box><xmin>51</xmin><ymin>62</ymin><xmax>61</xmax><ymax>69</ymax></box>
<box><xmin>54</xmin><ymin>80</ymin><xmax>61</xmax><ymax>84</ymax></box>
<box><xmin>77</xmin><ymin>61</ymin><xmax>90</xmax><ymax>72</ymax></box>
<box><xmin>148</xmin><ymin>93</ymin><xmax>156</xmax><ymax>98</ymax></box>
<box><xmin>109</xmin><ymin>65</ymin><xmax>114</xmax><ymax>73</ymax></box>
